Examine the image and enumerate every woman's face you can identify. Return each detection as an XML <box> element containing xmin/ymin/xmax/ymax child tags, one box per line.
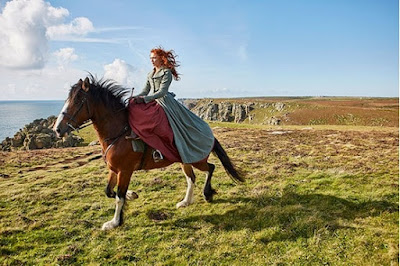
<box><xmin>150</xmin><ymin>52</ymin><xmax>163</xmax><ymax>68</ymax></box>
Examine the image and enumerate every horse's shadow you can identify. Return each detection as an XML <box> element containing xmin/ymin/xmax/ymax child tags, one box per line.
<box><xmin>167</xmin><ymin>188</ymin><xmax>398</xmax><ymax>243</ymax></box>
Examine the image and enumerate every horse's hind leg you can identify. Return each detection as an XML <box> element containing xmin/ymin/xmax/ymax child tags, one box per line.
<box><xmin>177</xmin><ymin>164</ymin><xmax>196</xmax><ymax>208</ymax></box>
<box><xmin>193</xmin><ymin>162</ymin><xmax>217</xmax><ymax>202</ymax></box>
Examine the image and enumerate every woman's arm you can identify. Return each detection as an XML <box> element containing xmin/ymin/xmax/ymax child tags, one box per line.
<box><xmin>143</xmin><ymin>69</ymin><xmax>172</xmax><ymax>103</ymax></box>
<box><xmin>135</xmin><ymin>80</ymin><xmax>151</xmax><ymax>97</ymax></box>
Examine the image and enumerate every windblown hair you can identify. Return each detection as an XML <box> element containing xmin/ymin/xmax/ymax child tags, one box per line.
<box><xmin>151</xmin><ymin>47</ymin><xmax>181</xmax><ymax>81</ymax></box>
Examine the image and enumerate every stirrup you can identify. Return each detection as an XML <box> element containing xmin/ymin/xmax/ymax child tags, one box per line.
<box><xmin>153</xmin><ymin>150</ymin><xmax>164</xmax><ymax>162</ymax></box>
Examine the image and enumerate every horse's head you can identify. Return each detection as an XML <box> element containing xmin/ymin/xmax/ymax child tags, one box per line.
<box><xmin>53</xmin><ymin>77</ymin><xmax>93</xmax><ymax>137</ymax></box>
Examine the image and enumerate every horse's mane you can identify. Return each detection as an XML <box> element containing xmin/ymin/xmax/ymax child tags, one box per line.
<box><xmin>69</xmin><ymin>74</ymin><xmax>129</xmax><ymax>110</ymax></box>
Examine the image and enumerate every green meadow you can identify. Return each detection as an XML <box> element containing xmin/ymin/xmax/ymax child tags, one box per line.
<box><xmin>0</xmin><ymin>123</ymin><xmax>398</xmax><ymax>265</ymax></box>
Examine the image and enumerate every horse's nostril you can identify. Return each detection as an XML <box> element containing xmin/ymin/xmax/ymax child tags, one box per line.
<box><xmin>56</xmin><ymin>128</ymin><xmax>61</xmax><ymax>133</ymax></box>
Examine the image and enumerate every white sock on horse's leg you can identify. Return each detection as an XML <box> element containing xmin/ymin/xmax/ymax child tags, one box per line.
<box><xmin>176</xmin><ymin>174</ymin><xmax>195</xmax><ymax>208</ymax></box>
<box><xmin>101</xmin><ymin>196</ymin><xmax>125</xmax><ymax>230</ymax></box>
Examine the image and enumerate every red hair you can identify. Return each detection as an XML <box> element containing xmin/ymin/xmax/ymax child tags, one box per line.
<box><xmin>151</xmin><ymin>47</ymin><xmax>181</xmax><ymax>81</ymax></box>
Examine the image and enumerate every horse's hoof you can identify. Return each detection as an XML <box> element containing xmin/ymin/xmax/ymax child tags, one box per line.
<box><xmin>176</xmin><ymin>200</ymin><xmax>192</xmax><ymax>208</ymax></box>
<box><xmin>101</xmin><ymin>220</ymin><xmax>118</xmax><ymax>230</ymax></box>
<box><xmin>204</xmin><ymin>189</ymin><xmax>217</xmax><ymax>202</ymax></box>
<box><xmin>126</xmin><ymin>190</ymin><xmax>138</xmax><ymax>200</ymax></box>
<box><xmin>204</xmin><ymin>194</ymin><xmax>214</xmax><ymax>202</ymax></box>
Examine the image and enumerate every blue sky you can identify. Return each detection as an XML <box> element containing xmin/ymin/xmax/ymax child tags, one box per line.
<box><xmin>0</xmin><ymin>0</ymin><xmax>398</xmax><ymax>100</ymax></box>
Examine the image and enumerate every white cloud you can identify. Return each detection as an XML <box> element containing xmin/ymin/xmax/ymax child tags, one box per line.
<box><xmin>46</xmin><ymin>17</ymin><xmax>94</xmax><ymax>40</ymax></box>
<box><xmin>0</xmin><ymin>66</ymin><xmax>86</xmax><ymax>100</ymax></box>
<box><xmin>0</xmin><ymin>0</ymin><xmax>92</xmax><ymax>69</ymax></box>
<box><xmin>53</xmin><ymin>48</ymin><xmax>78</xmax><ymax>66</ymax></box>
<box><xmin>103</xmin><ymin>59</ymin><xmax>146</xmax><ymax>89</ymax></box>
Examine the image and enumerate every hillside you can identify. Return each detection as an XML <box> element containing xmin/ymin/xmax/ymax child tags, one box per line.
<box><xmin>184</xmin><ymin>97</ymin><xmax>399</xmax><ymax>127</ymax></box>
<box><xmin>0</xmin><ymin>123</ymin><xmax>398</xmax><ymax>264</ymax></box>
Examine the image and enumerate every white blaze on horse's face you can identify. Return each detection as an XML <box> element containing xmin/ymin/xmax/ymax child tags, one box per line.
<box><xmin>53</xmin><ymin>99</ymin><xmax>70</xmax><ymax>137</ymax></box>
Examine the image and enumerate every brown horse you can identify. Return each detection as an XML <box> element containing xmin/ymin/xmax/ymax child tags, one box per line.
<box><xmin>53</xmin><ymin>76</ymin><xmax>244</xmax><ymax>230</ymax></box>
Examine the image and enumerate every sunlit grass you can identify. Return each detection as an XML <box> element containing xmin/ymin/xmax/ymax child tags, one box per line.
<box><xmin>0</xmin><ymin>125</ymin><xmax>398</xmax><ymax>264</ymax></box>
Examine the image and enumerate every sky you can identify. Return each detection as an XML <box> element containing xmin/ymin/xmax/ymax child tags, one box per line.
<box><xmin>0</xmin><ymin>0</ymin><xmax>398</xmax><ymax>100</ymax></box>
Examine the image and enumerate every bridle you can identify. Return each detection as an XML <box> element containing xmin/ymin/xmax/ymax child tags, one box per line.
<box><xmin>62</xmin><ymin>87</ymin><xmax>138</xmax><ymax>165</ymax></box>
<box><xmin>63</xmin><ymin>91</ymin><xmax>93</xmax><ymax>133</ymax></box>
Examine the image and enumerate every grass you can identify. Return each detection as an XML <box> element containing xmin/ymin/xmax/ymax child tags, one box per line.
<box><xmin>0</xmin><ymin>124</ymin><xmax>398</xmax><ymax>265</ymax></box>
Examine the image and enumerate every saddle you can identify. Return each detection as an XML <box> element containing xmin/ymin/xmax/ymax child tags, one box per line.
<box><xmin>125</xmin><ymin>131</ymin><xmax>145</xmax><ymax>152</ymax></box>
<box><xmin>125</xmin><ymin>130</ymin><xmax>163</xmax><ymax>162</ymax></box>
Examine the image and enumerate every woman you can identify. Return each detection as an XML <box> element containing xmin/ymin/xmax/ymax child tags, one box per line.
<box><xmin>128</xmin><ymin>47</ymin><xmax>214</xmax><ymax>164</ymax></box>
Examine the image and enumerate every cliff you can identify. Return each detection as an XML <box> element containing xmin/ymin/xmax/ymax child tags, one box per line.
<box><xmin>183</xmin><ymin>97</ymin><xmax>399</xmax><ymax>127</ymax></box>
<box><xmin>185</xmin><ymin>99</ymin><xmax>288</xmax><ymax>125</ymax></box>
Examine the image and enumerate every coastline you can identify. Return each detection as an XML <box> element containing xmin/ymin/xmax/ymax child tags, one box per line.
<box><xmin>0</xmin><ymin>100</ymin><xmax>64</xmax><ymax>141</ymax></box>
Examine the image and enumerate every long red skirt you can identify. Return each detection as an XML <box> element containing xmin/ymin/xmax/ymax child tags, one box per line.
<box><xmin>128</xmin><ymin>99</ymin><xmax>182</xmax><ymax>162</ymax></box>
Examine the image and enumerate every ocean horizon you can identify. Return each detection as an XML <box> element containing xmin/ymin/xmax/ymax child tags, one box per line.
<box><xmin>0</xmin><ymin>100</ymin><xmax>65</xmax><ymax>141</ymax></box>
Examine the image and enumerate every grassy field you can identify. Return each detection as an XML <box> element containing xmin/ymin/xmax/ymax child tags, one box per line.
<box><xmin>0</xmin><ymin>124</ymin><xmax>398</xmax><ymax>265</ymax></box>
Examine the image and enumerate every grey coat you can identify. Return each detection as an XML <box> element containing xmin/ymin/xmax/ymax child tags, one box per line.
<box><xmin>136</xmin><ymin>68</ymin><xmax>214</xmax><ymax>163</ymax></box>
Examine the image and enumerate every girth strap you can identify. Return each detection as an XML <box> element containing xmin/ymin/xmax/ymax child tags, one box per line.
<box><xmin>103</xmin><ymin>126</ymin><xmax>148</xmax><ymax>171</ymax></box>
<box><xmin>138</xmin><ymin>143</ymin><xmax>148</xmax><ymax>170</ymax></box>
<box><xmin>102</xmin><ymin>125</ymin><xmax>129</xmax><ymax>163</ymax></box>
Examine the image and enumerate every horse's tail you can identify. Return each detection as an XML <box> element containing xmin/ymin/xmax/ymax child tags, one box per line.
<box><xmin>212</xmin><ymin>138</ymin><xmax>245</xmax><ymax>183</ymax></box>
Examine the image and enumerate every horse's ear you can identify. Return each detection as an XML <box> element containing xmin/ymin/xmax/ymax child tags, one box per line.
<box><xmin>82</xmin><ymin>77</ymin><xmax>90</xmax><ymax>92</ymax></box>
<box><xmin>77</xmin><ymin>79</ymin><xmax>83</xmax><ymax>86</ymax></box>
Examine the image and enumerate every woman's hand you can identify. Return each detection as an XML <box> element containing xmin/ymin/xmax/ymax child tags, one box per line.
<box><xmin>134</xmin><ymin>97</ymin><xmax>145</xmax><ymax>104</ymax></box>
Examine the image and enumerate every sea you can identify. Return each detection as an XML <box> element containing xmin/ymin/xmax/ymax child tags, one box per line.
<box><xmin>0</xmin><ymin>101</ymin><xmax>65</xmax><ymax>141</ymax></box>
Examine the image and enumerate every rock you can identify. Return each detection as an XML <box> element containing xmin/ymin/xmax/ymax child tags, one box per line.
<box><xmin>34</xmin><ymin>133</ymin><xmax>53</xmax><ymax>149</ymax></box>
<box><xmin>89</xmin><ymin>140</ymin><xmax>99</xmax><ymax>146</ymax></box>
<box><xmin>62</xmin><ymin>135</ymin><xmax>83</xmax><ymax>147</ymax></box>
<box><xmin>12</xmin><ymin>132</ymin><xmax>25</xmax><ymax>147</ymax></box>
<box><xmin>265</xmin><ymin>117</ymin><xmax>281</xmax><ymax>125</ymax></box>
<box><xmin>274</xmin><ymin>102</ymin><xmax>285</xmax><ymax>111</ymax></box>
<box><xmin>0</xmin><ymin>115</ymin><xmax>83</xmax><ymax>151</ymax></box>
<box><xmin>25</xmin><ymin>136</ymin><xmax>37</xmax><ymax>150</ymax></box>
<box><xmin>1</xmin><ymin>137</ymin><xmax>12</xmax><ymax>151</ymax></box>
<box><xmin>191</xmin><ymin>101</ymin><xmax>255</xmax><ymax>123</ymax></box>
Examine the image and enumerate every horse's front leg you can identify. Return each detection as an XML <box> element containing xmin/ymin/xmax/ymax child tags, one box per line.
<box><xmin>102</xmin><ymin>170</ymin><xmax>132</xmax><ymax>230</ymax></box>
<box><xmin>105</xmin><ymin>170</ymin><xmax>117</xmax><ymax>198</ymax></box>
<box><xmin>105</xmin><ymin>170</ymin><xmax>138</xmax><ymax>200</ymax></box>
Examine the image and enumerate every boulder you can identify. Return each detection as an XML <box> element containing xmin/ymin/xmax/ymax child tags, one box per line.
<box><xmin>265</xmin><ymin>117</ymin><xmax>281</xmax><ymax>125</ymax></box>
<box><xmin>34</xmin><ymin>133</ymin><xmax>53</xmax><ymax>149</ymax></box>
<box><xmin>12</xmin><ymin>131</ymin><xmax>25</xmax><ymax>147</ymax></box>
<box><xmin>273</xmin><ymin>102</ymin><xmax>285</xmax><ymax>111</ymax></box>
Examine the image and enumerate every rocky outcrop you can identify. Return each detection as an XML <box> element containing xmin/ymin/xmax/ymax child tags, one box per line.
<box><xmin>190</xmin><ymin>100</ymin><xmax>255</xmax><ymax>123</ymax></box>
<box><xmin>1</xmin><ymin>116</ymin><xmax>83</xmax><ymax>151</ymax></box>
<box><xmin>264</xmin><ymin>117</ymin><xmax>281</xmax><ymax>125</ymax></box>
<box><xmin>187</xmin><ymin>100</ymin><xmax>286</xmax><ymax>125</ymax></box>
